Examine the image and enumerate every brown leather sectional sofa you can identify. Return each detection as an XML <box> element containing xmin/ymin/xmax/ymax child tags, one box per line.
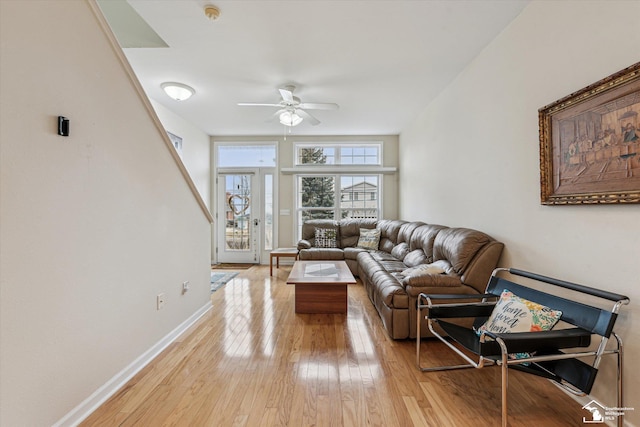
<box><xmin>297</xmin><ymin>219</ymin><xmax>504</xmax><ymax>339</ymax></box>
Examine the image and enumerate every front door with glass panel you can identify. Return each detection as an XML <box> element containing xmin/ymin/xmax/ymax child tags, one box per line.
<box><xmin>217</xmin><ymin>174</ymin><xmax>259</xmax><ymax>263</ymax></box>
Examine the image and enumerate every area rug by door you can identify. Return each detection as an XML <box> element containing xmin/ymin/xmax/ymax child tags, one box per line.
<box><xmin>210</xmin><ymin>272</ymin><xmax>239</xmax><ymax>292</ymax></box>
<box><xmin>213</xmin><ymin>263</ymin><xmax>254</xmax><ymax>269</ymax></box>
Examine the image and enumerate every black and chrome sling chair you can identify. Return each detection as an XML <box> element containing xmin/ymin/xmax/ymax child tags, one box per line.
<box><xmin>416</xmin><ymin>268</ymin><xmax>629</xmax><ymax>427</ymax></box>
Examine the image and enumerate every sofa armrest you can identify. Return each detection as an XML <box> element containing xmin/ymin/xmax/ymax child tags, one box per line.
<box><xmin>297</xmin><ymin>239</ymin><xmax>312</xmax><ymax>250</ymax></box>
<box><xmin>403</xmin><ymin>273</ymin><xmax>462</xmax><ymax>288</ymax></box>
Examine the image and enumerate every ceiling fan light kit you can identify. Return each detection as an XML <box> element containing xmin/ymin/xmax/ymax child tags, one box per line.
<box><xmin>161</xmin><ymin>82</ymin><xmax>195</xmax><ymax>101</ymax></box>
<box><xmin>279</xmin><ymin>111</ymin><xmax>303</xmax><ymax>127</ymax></box>
<box><xmin>238</xmin><ymin>85</ymin><xmax>338</xmax><ymax>127</ymax></box>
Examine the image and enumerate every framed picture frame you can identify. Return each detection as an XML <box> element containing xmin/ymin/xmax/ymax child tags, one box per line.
<box><xmin>539</xmin><ymin>62</ymin><xmax>640</xmax><ymax>205</ymax></box>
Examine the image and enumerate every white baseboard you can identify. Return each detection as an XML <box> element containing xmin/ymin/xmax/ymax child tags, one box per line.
<box><xmin>53</xmin><ymin>302</ymin><xmax>212</xmax><ymax>427</ymax></box>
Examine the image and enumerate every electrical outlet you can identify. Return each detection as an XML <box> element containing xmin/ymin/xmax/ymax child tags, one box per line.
<box><xmin>157</xmin><ymin>293</ymin><xmax>166</xmax><ymax>310</ymax></box>
<box><xmin>182</xmin><ymin>281</ymin><xmax>190</xmax><ymax>294</ymax></box>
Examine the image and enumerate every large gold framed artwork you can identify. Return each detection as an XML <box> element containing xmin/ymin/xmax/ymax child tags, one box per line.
<box><xmin>539</xmin><ymin>62</ymin><xmax>640</xmax><ymax>205</ymax></box>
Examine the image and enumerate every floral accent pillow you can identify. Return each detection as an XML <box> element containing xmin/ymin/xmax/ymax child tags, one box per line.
<box><xmin>357</xmin><ymin>228</ymin><xmax>381</xmax><ymax>250</ymax></box>
<box><xmin>314</xmin><ymin>228</ymin><xmax>337</xmax><ymax>248</ymax></box>
<box><xmin>477</xmin><ymin>289</ymin><xmax>562</xmax><ymax>361</ymax></box>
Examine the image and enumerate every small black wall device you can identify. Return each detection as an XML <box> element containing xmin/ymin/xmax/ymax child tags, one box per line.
<box><xmin>58</xmin><ymin>116</ymin><xmax>69</xmax><ymax>137</ymax></box>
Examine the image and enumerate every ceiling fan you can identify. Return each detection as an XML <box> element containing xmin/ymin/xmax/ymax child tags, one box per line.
<box><xmin>238</xmin><ymin>85</ymin><xmax>339</xmax><ymax>127</ymax></box>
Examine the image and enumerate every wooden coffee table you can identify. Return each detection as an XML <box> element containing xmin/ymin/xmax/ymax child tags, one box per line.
<box><xmin>286</xmin><ymin>261</ymin><xmax>356</xmax><ymax>314</ymax></box>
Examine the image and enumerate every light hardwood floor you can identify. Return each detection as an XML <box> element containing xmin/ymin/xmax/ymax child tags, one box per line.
<box><xmin>82</xmin><ymin>266</ymin><xmax>588</xmax><ymax>426</ymax></box>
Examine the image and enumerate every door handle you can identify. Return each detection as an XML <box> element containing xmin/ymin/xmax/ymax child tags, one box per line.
<box><xmin>254</xmin><ymin>219</ymin><xmax>259</xmax><ymax>226</ymax></box>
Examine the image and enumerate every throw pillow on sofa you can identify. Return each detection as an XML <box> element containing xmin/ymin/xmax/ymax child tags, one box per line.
<box><xmin>315</xmin><ymin>228</ymin><xmax>337</xmax><ymax>248</ymax></box>
<box><xmin>401</xmin><ymin>262</ymin><xmax>447</xmax><ymax>277</ymax></box>
<box><xmin>400</xmin><ymin>260</ymin><xmax>452</xmax><ymax>277</ymax></box>
<box><xmin>357</xmin><ymin>228</ymin><xmax>381</xmax><ymax>250</ymax></box>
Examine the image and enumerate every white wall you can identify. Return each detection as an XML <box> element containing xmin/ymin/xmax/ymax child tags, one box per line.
<box><xmin>150</xmin><ymin>99</ymin><xmax>211</xmax><ymax>208</ymax></box>
<box><xmin>0</xmin><ymin>1</ymin><xmax>212</xmax><ymax>425</ymax></box>
<box><xmin>399</xmin><ymin>1</ymin><xmax>639</xmax><ymax>425</ymax></box>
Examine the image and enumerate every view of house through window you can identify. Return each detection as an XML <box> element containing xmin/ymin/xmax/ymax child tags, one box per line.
<box><xmin>295</xmin><ymin>144</ymin><xmax>382</xmax><ymax>238</ymax></box>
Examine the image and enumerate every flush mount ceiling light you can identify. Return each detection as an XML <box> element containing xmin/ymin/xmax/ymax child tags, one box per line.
<box><xmin>161</xmin><ymin>82</ymin><xmax>195</xmax><ymax>101</ymax></box>
<box><xmin>279</xmin><ymin>110</ymin><xmax>303</xmax><ymax>127</ymax></box>
<box><xmin>204</xmin><ymin>5</ymin><xmax>221</xmax><ymax>20</ymax></box>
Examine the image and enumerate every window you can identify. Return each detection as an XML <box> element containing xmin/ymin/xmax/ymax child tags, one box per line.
<box><xmin>339</xmin><ymin>176</ymin><xmax>379</xmax><ymax>220</ymax></box>
<box><xmin>294</xmin><ymin>142</ymin><xmax>383</xmax><ymax>238</ymax></box>
<box><xmin>217</xmin><ymin>145</ymin><xmax>276</xmax><ymax>167</ymax></box>
<box><xmin>296</xmin><ymin>143</ymin><xmax>380</xmax><ymax>166</ymax></box>
<box><xmin>297</xmin><ymin>175</ymin><xmax>380</xmax><ymax>237</ymax></box>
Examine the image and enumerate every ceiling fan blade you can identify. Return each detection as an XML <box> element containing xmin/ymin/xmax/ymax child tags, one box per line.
<box><xmin>279</xmin><ymin>88</ymin><xmax>294</xmax><ymax>103</ymax></box>
<box><xmin>238</xmin><ymin>102</ymin><xmax>282</xmax><ymax>107</ymax></box>
<box><xmin>296</xmin><ymin>109</ymin><xmax>320</xmax><ymax>126</ymax></box>
<box><xmin>298</xmin><ymin>102</ymin><xmax>339</xmax><ymax>110</ymax></box>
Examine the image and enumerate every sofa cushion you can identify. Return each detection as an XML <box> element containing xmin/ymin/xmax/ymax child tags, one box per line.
<box><xmin>397</xmin><ymin>221</ymin><xmax>425</xmax><ymax>244</ymax></box>
<box><xmin>376</xmin><ymin>220</ymin><xmax>405</xmax><ymax>252</ymax></box>
<box><xmin>402</xmin><ymin>272</ymin><xmax>462</xmax><ymax>290</ymax></box>
<box><xmin>409</xmin><ymin>224</ymin><xmax>448</xmax><ymax>263</ymax></box>
<box><xmin>404</xmin><ymin>281</ymin><xmax>474</xmax><ymax>299</ymax></box>
<box><xmin>433</xmin><ymin>227</ymin><xmax>491</xmax><ymax>275</ymax></box>
<box><xmin>369</xmin><ymin>270</ymin><xmax>408</xmax><ymax>308</ymax></box>
<box><xmin>298</xmin><ymin>248</ymin><xmax>344</xmax><ymax>260</ymax></box>
<box><xmin>343</xmin><ymin>247</ymin><xmax>367</xmax><ymax>261</ymax></box>
<box><xmin>403</xmin><ymin>250</ymin><xmax>427</xmax><ymax>267</ymax></box>
<box><xmin>339</xmin><ymin>218</ymin><xmax>377</xmax><ymax>248</ymax></box>
<box><xmin>357</xmin><ymin>228</ymin><xmax>381</xmax><ymax>250</ymax></box>
<box><xmin>378</xmin><ymin>259</ymin><xmax>407</xmax><ymax>273</ymax></box>
<box><xmin>369</xmin><ymin>250</ymin><xmax>399</xmax><ymax>262</ymax></box>
<box><xmin>357</xmin><ymin>251</ymin><xmax>387</xmax><ymax>281</ymax></box>
<box><xmin>390</xmin><ymin>242</ymin><xmax>410</xmax><ymax>261</ymax></box>
<box><xmin>315</xmin><ymin>228</ymin><xmax>337</xmax><ymax>248</ymax></box>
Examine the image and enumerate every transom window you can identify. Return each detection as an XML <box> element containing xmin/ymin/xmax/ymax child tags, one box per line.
<box><xmin>217</xmin><ymin>144</ymin><xmax>276</xmax><ymax>167</ymax></box>
<box><xmin>296</xmin><ymin>143</ymin><xmax>381</xmax><ymax>166</ymax></box>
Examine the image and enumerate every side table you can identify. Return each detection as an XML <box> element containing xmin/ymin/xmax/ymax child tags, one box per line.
<box><xmin>270</xmin><ymin>248</ymin><xmax>299</xmax><ymax>275</ymax></box>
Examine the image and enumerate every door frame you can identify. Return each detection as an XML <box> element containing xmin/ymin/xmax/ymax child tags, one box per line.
<box><xmin>215</xmin><ymin>167</ymin><xmax>277</xmax><ymax>264</ymax></box>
